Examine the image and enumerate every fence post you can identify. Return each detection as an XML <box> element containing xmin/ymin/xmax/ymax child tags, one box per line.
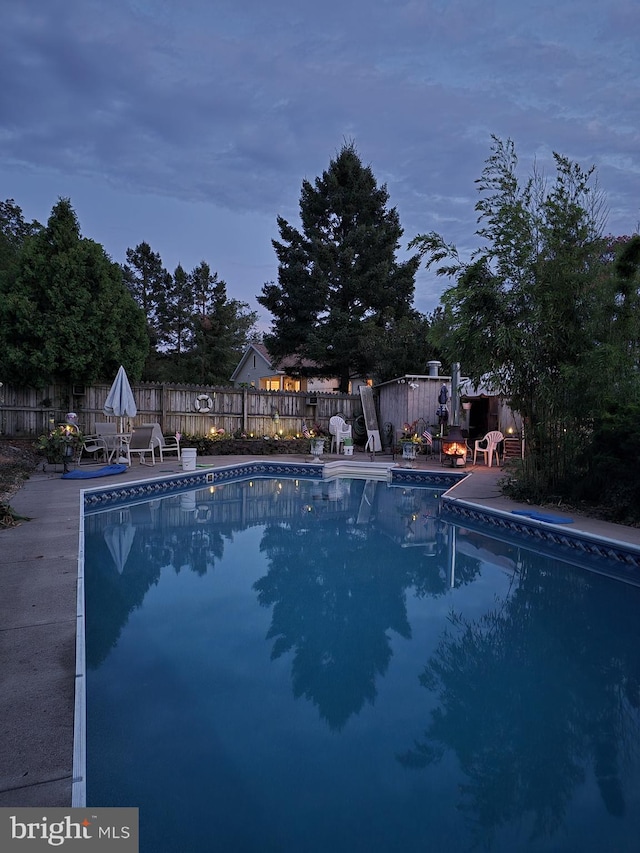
<box><xmin>161</xmin><ymin>383</ymin><xmax>168</xmax><ymax>430</ymax></box>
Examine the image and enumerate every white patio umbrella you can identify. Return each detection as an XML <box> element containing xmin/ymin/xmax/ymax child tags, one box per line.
<box><xmin>104</xmin><ymin>522</ymin><xmax>137</xmax><ymax>574</ymax></box>
<box><xmin>103</xmin><ymin>365</ymin><xmax>137</xmax><ymax>462</ymax></box>
<box><xmin>103</xmin><ymin>365</ymin><xmax>137</xmax><ymax>432</ymax></box>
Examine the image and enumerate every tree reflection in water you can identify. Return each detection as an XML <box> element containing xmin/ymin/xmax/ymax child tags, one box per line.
<box><xmin>85</xmin><ymin>497</ymin><xmax>229</xmax><ymax>667</ymax></box>
<box><xmin>398</xmin><ymin>543</ymin><xmax>640</xmax><ymax>848</ymax></box>
<box><xmin>254</xmin><ymin>482</ymin><xmax>478</xmax><ymax>730</ymax></box>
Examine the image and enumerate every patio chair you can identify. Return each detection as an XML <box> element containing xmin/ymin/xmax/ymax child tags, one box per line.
<box><xmin>473</xmin><ymin>430</ymin><xmax>504</xmax><ymax>468</ymax></box>
<box><xmin>142</xmin><ymin>423</ymin><xmax>181</xmax><ymax>462</ymax></box>
<box><xmin>95</xmin><ymin>422</ymin><xmax>118</xmax><ymax>455</ymax></box>
<box><xmin>80</xmin><ymin>434</ymin><xmax>109</xmax><ymax>465</ymax></box>
<box><xmin>329</xmin><ymin>415</ymin><xmax>352</xmax><ymax>454</ymax></box>
<box><xmin>121</xmin><ymin>426</ymin><xmax>156</xmax><ymax>466</ymax></box>
<box><xmin>95</xmin><ymin>422</ymin><xmax>117</xmax><ymax>439</ymax></box>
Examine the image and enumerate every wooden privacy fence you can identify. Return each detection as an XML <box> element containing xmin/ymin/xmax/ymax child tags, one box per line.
<box><xmin>0</xmin><ymin>382</ymin><xmax>362</xmax><ymax>439</ymax></box>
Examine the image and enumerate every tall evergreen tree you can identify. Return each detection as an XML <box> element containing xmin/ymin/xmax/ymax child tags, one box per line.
<box><xmin>0</xmin><ymin>198</ymin><xmax>148</xmax><ymax>386</ymax></box>
<box><xmin>258</xmin><ymin>143</ymin><xmax>420</xmax><ymax>391</ymax></box>
<box><xmin>122</xmin><ymin>241</ymin><xmax>167</xmax><ymax>343</ymax></box>
<box><xmin>157</xmin><ymin>263</ymin><xmax>194</xmax><ymax>356</ymax></box>
<box><xmin>188</xmin><ymin>265</ymin><xmax>257</xmax><ymax>384</ymax></box>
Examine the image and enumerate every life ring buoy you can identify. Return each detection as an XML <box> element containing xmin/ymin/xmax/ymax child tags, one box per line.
<box><xmin>194</xmin><ymin>394</ymin><xmax>213</xmax><ymax>413</ymax></box>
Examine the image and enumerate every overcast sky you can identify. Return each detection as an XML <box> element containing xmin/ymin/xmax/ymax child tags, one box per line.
<box><xmin>2</xmin><ymin>0</ymin><xmax>639</xmax><ymax>331</ymax></box>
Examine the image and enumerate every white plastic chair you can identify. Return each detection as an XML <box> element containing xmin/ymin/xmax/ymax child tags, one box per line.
<box><xmin>329</xmin><ymin>416</ymin><xmax>352</xmax><ymax>454</ymax></box>
<box><xmin>473</xmin><ymin>430</ymin><xmax>504</xmax><ymax>467</ymax></box>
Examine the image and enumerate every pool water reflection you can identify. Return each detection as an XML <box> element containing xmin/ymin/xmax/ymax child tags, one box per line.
<box><xmin>84</xmin><ymin>476</ymin><xmax>640</xmax><ymax>852</ymax></box>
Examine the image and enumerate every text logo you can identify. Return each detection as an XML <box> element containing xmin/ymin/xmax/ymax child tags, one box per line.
<box><xmin>1</xmin><ymin>808</ymin><xmax>138</xmax><ymax>851</ymax></box>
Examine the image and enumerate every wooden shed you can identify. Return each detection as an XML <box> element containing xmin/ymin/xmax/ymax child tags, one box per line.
<box><xmin>376</xmin><ymin>362</ymin><xmax>523</xmax><ymax>452</ymax></box>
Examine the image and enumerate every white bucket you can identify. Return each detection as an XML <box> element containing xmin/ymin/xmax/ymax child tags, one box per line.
<box><xmin>180</xmin><ymin>491</ymin><xmax>196</xmax><ymax>512</ymax></box>
<box><xmin>182</xmin><ymin>447</ymin><xmax>197</xmax><ymax>471</ymax></box>
<box><xmin>343</xmin><ymin>445</ymin><xmax>354</xmax><ymax>456</ymax></box>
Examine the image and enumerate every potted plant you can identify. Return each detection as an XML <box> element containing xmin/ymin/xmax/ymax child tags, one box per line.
<box><xmin>36</xmin><ymin>425</ymin><xmax>84</xmax><ymax>471</ymax></box>
<box><xmin>309</xmin><ymin>435</ymin><xmax>327</xmax><ymax>458</ymax></box>
<box><xmin>400</xmin><ymin>430</ymin><xmax>421</xmax><ymax>466</ymax></box>
<box><xmin>308</xmin><ymin>424</ymin><xmax>328</xmax><ymax>459</ymax></box>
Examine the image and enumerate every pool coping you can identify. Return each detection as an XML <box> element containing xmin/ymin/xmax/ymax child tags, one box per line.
<box><xmin>70</xmin><ymin>459</ymin><xmax>640</xmax><ymax>807</ymax></box>
<box><xmin>442</xmin><ymin>480</ymin><xmax>640</xmax><ymax>583</ymax></box>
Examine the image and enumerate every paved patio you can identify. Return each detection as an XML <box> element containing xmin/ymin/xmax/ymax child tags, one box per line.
<box><xmin>1</xmin><ymin>451</ymin><xmax>639</xmax><ymax>807</ymax></box>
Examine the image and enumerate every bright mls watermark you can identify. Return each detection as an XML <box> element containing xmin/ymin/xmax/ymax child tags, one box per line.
<box><xmin>1</xmin><ymin>808</ymin><xmax>138</xmax><ymax>851</ymax></box>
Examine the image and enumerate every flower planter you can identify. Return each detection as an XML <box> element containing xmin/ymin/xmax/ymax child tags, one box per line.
<box><xmin>401</xmin><ymin>442</ymin><xmax>418</xmax><ymax>468</ymax></box>
<box><xmin>310</xmin><ymin>438</ymin><xmax>326</xmax><ymax>460</ymax></box>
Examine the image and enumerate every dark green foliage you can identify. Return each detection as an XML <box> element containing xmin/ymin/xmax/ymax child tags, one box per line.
<box><xmin>0</xmin><ymin>198</ymin><xmax>148</xmax><ymax>386</ymax></box>
<box><xmin>155</xmin><ymin>261</ymin><xmax>250</xmax><ymax>378</ymax></box>
<box><xmin>133</xmin><ymin>255</ymin><xmax>258</xmax><ymax>385</ymax></box>
<box><xmin>572</xmin><ymin>403</ymin><xmax>640</xmax><ymax>523</ymax></box>
<box><xmin>157</xmin><ymin>263</ymin><xmax>193</xmax><ymax>355</ymax></box>
<box><xmin>374</xmin><ymin>309</ymin><xmax>444</xmax><ymax>382</ymax></box>
<box><xmin>0</xmin><ymin>199</ymin><xmax>41</xmax><ymax>287</ymax></box>
<box><xmin>414</xmin><ymin>137</ymin><xmax>640</xmax><ymax>512</ymax></box>
<box><xmin>258</xmin><ymin>142</ymin><xmax>420</xmax><ymax>391</ymax></box>
<box><xmin>122</xmin><ymin>241</ymin><xmax>166</xmax><ymax>333</ymax></box>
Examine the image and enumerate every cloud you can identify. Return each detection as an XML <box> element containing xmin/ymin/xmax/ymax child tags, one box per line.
<box><xmin>1</xmin><ymin>0</ymin><xmax>638</xmax><ymax>323</ymax></box>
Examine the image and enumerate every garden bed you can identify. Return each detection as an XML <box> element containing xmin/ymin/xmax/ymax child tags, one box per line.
<box><xmin>186</xmin><ymin>438</ymin><xmax>316</xmax><ymax>456</ymax></box>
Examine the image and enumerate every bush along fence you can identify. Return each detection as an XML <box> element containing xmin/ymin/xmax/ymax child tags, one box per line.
<box><xmin>0</xmin><ymin>382</ymin><xmax>364</xmax><ymax>445</ymax></box>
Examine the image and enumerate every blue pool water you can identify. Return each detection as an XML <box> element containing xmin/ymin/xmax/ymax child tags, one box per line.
<box><xmin>83</xmin><ymin>475</ymin><xmax>640</xmax><ymax>852</ymax></box>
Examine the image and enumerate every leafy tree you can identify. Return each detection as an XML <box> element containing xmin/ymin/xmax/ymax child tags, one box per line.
<box><xmin>413</xmin><ymin>136</ymin><xmax>617</xmax><ymax>494</ymax></box>
<box><xmin>375</xmin><ymin>308</ymin><xmax>444</xmax><ymax>381</ymax></box>
<box><xmin>0</xmin><ymin>198</ymin><xmax>41</xmax><ymax>287</ymax></box>
<box><xmin>258</xmin><ymin>142</ymin><xmax>420</xmax><ymax>391</ymax></box>
<box><xmin>0</xmin><ymin>198</ymin><xmax>148</xmax><ymax>387</ymax></box>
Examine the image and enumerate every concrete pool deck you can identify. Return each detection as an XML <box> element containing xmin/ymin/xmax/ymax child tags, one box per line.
<box><xmin>2</xmin><ymin>451</ymin><xmax>640</xmax><ymax>808</ymax></box>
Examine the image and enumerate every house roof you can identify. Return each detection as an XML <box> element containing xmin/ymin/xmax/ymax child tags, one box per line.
<box><xmin>230</xmin><ymin>342</ymin><xmax>323</xmax><ymax>382</ymax></box>
<box><xmin>229</xmin><ymin>343</ymin><xmax>272</xmax><ymax>382</ymax></box>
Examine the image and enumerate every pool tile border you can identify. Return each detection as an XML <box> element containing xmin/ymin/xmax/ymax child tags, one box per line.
<box><xmin>83</xmin><ymin>461</ymin><xmax>326</xmax><ymax>512</ymax></box>
<box><xmin>390</xmin><ymin>469</ymin><xmax>467</xmax><ymax>488</ymax></box>
<box><xmin>441</xmin><ymin>499</ymin><xmax>640</xmax><ymax>583</ymax></box>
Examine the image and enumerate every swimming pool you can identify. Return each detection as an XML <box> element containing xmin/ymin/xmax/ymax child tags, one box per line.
<box><xmin>79</xmin><ymin>469</ymin><xmax>640</xmax><ymax>852</ymax></box>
